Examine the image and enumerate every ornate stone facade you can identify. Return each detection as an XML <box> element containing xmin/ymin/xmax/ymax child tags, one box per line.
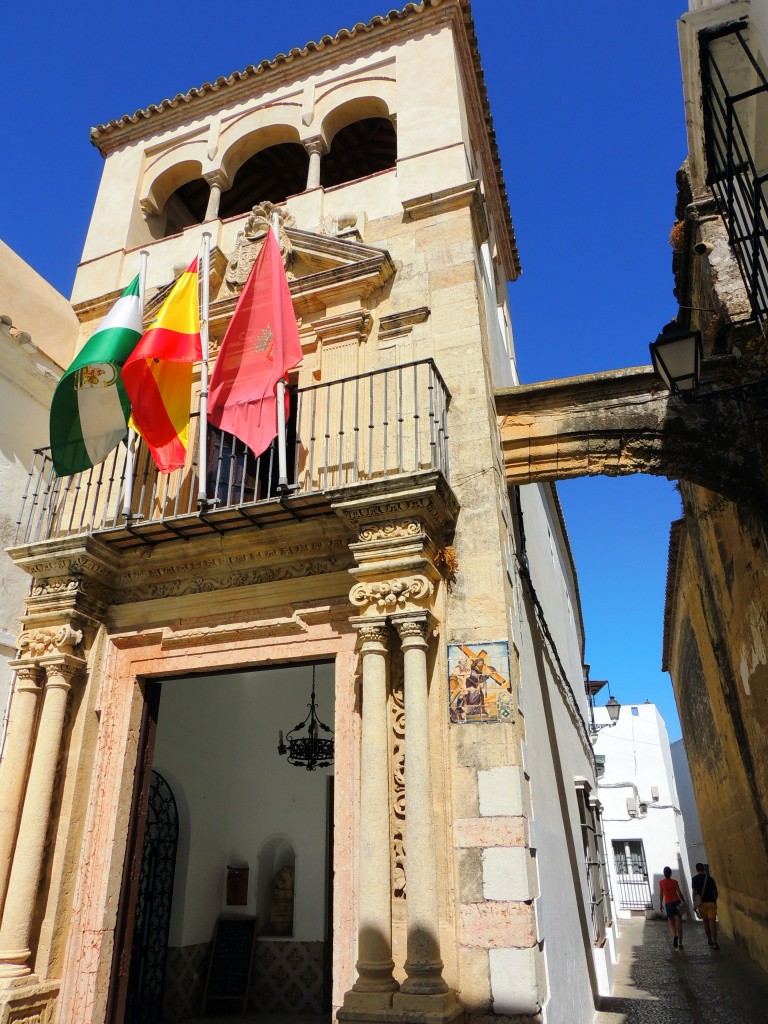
<box><xmin>0</xmin><ymin>4</ymin><xmax>606</xmax><ymax>1024</ymax></box>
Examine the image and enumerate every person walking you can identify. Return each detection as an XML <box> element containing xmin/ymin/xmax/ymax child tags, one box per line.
<box><xmin>692</xmin><ymin>862</ymin><xmax>720</xmax><ymax>950</ymax></box>
<box><xmin>659</xmin><ymin>865</ymin><xmax>686</xmax><ymax>950</ymax></box>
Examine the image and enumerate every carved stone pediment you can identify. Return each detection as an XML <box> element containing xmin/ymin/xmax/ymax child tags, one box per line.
<box><xmin>213</xmin><ymin>212</ymin><xmax>395</xmax><ymax>322</ymax></box>
<box><xmin>224</xmin><ymin>202</ymin><xmax>296</xmax><ymax>290</ymax></box>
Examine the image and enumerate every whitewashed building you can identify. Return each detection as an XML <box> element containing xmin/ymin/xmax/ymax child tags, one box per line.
<box><xmin>0</xmin><ymin>242</ymin><xmax>76</xmax><ymax>750</ymax></box>
<box><xmin>593</xmin><ymin>698</ymin><xmax>693</xmax><ymax>918</ymax></box>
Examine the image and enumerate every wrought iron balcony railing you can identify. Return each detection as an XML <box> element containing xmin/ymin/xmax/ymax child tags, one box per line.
<box><xmin>15</xmin><ymin>359</ymin><xmax>450</xmax><ymax>549</ymax></box>
<box><xmin>701</xmin><ymin>21</ymin><xmax>768</xmax><ymax>320</ymax></box>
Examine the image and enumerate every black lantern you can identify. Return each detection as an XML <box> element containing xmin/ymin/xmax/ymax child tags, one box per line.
<box><xmin>278</xmin><ymin>666</ymin><xmax>334</xmax><ymax>771</ymax></box>
<box><xmin>650</xmin><ymin>325</ymin><xmax>702</xmax><ymax>394</ymax></box>
<box><xmin>605</xmin><ymin>695</ymin><xmax>622</xmax><ymax>724</ymax></box>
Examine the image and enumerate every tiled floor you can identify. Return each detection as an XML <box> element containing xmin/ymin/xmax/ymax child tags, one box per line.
<box><xmin>595</xmin><ymin>916</ymin><xmax>768</xmax><ymax>1023</ymax></box>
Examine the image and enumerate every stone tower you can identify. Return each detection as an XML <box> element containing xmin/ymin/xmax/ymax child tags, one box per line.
<box><xmin>0</xmin><ymin>5</ymin><xmax>610</xmax><ymax>1024</ymax></box>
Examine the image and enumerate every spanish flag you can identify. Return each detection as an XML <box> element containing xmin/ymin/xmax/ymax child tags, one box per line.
<box><xmin>122</xmin><ymin>259</ymin><xmax>201</xmax><ymax>472</ymax></box>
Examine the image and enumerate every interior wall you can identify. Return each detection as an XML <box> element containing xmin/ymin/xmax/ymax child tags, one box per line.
<box><xmin>152</xmin><ymin>662</ymin><xmax>335</xmax><ymax>948</ymax></box>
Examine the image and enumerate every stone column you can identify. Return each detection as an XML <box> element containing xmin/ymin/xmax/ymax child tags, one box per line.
<box><xmin>304</xmin><ymin>137</ymin><xmax>326</xmax><ymax>191</ymax></box>
<box><xmin>343</xmin><ymin>619</ymin><xmax>398</xmax><ymax>1009</ymax></box>
<box><xmin>391</xmin><ymin>613</ymin><xmax>455</xmax><ymax>1011</ymax></box>
<box><xmin>0</xmin><ymin>656</ymin><xmax>80</xmax><ymax>981</ymax></box>
<box><xmin>203</xmin><ymin>170</ymin><xmax>229</xmax><ymax>222</ymax></box>
<box><xmin>0</xmin><ymin>664</ymin><xmax>43</xmax><ymax>917</ymax></box>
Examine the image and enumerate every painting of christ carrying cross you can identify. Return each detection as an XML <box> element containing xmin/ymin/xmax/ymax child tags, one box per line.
<box><xmin>448</xmin><ymin>641</ymin><xmax>514</xmax><ymax>724</ymax></box>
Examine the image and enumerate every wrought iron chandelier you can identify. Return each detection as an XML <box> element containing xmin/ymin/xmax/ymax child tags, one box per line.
<box><xmin>277</xmin><ymin>666</ymin><xmax>334</xmax><ymax>771</ymax></box>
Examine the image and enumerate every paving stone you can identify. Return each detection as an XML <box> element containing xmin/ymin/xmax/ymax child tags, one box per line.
<box><xmin>595</xmin><ymin>916</ymin><xmax>768</xmax><ymax>1023</ymax></box>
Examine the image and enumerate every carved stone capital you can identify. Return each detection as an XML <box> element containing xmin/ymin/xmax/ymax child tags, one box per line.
<box><xmin>41</xmin><ymin>661</ymin><xmax>79</xmax><ymax>690</ymax></box>
<box><xmin>18</xmin><ymin>625</ymin><xmax>83</xmax><ymax>661</ymax></box>
<box><xmin>353</xmin><ymin>617</ymin><xmax>390</xmax><ymax>650</ymax></box>
<box><xmin>303</xmin><ymin>135</ymin><xmax>327</xmax><ymax>157</ymax></box>
<box><xmin>350</xmin><ymin>575</ymin><xmax>433</xmax><ymax>614</ymax></box>
<box><xmin>203</xmin><ymin>168</ymin><xmax>231</xmax><ymax>191</ymax></box>
<box><xmin>391</xmin><ymin>613</ymin><xmax>431</xmax><ymax>647</ymax></box>
<box><xmin>7</xmin><ymin>661</ymin><xmax>42</xmax><ymax>692</ymax></box>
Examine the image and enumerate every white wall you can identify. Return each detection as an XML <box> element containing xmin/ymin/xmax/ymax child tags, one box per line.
<box><xmin>595</xmin><ymin>703</ymin><xmax>692</xmax><ymax>914</ymax></box>
<box><xmin>152</xmin><ymin>662</ymin><xmax>335</xmax><ymax>948</ymax></box>
<box><xmin>512</xmin><ymin>482</ymin><xmax>609</xmax><ymax>1024</ymax></box>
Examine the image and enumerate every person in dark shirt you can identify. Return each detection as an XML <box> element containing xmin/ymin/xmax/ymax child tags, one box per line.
<box><xmin>692</xmin><ymin>862</ymin><xmax>719</xmax><ymax>949</ymax></box>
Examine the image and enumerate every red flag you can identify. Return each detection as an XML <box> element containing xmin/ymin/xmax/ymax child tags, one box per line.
<box><xmin>208</xmin><ymin>229</ymin><xmax>301</xmax><ymax>458</ymax></box>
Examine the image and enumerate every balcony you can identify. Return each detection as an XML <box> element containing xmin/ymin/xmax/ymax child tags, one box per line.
<box><xmin>15</xmin><ymin>360</ymin><xmax>450</xmax><ymax>551</ymax></box>
<box><xmin>701</xmin><ymin>21</ymin><xmax>768</xmax><ymax>319</ymax></box>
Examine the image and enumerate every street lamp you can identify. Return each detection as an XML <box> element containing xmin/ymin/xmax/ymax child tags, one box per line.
<box><xmin>605</xmin><ymin>695</ymin><xmax>621</xmax><ymax>724</ymax></box>
<box><xmin>586</xmin><ymin>678</ymin><xmax>622</xmax><ymax>733</ymax></box>
<box><xmin>649</xmin><ymin>325</ymin><xmax>702</xmax><ymax>394</ymax></box>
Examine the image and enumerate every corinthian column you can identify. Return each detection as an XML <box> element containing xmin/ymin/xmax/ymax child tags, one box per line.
<box><xmin>342</xmin><ymin>618</ymin><xmax>398</xmax><ymax>1011</ymax></box>
<box><xmin>0</xmin><ymin>654</ymin><xmax>80</xmax><ymax>981</ymax></box>
<box><xmin>391</xmin><ymin>613</ymin><xmax>455</xmax><ymax>1011</ymax></box>
<box><xmin>0</xmin><ymin>663</ymin><xmax>43</xmax><ymax>917</ymax></box>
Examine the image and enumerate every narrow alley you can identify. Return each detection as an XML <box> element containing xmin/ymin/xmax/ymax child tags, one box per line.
<box><xmin>595</xmin><ymin>917</ymin><xmax>768</xmax><ymax>1023</ymax></box>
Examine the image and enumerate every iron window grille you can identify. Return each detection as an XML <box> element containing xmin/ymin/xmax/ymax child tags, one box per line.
<box><xmin>700</xmin><ymin>21</ymin><xmax>768</xmax><ymax>320</ymax></box>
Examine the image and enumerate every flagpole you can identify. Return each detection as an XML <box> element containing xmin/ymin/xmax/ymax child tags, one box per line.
<box><xmin>198</xmin><ymin>231</ymin><xmax>212</xmax><ymax>507</ymax></box>
<box><xmin>123</xmin><ymin>250</ymin><xmax>148</xmax><ymax>520</ymax></box>
<box><xmin>272</xmin><ymin>212</ymin><xmax>290</xmax><ymax>494</ymax></box>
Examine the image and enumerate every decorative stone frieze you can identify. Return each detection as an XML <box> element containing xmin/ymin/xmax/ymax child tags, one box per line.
<box><xmin>350</xmin><ymin>575</ymin><xmax>433</xmax><ymax>614</ymax></box>
<box><xmin>358</xmin><ymin>520</ymin><xmax>423</xmax><ymax>543</ymax></box>
<box><xmin>390</xmin><ymin>677</ymin><xmax>406</xmax><ymax>900</ymax></box>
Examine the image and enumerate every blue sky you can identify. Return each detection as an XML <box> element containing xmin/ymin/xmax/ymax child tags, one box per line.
<box><xmin>2</xmin><ymin>2</ymin><xmax>687</xmax><ymax>737</ymax></box>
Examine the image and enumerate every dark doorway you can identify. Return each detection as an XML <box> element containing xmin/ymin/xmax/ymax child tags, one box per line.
<box><xmin>125</xmin><ymin>770</ymin><xmax>179</xmax><ymax>1024</ymax></box>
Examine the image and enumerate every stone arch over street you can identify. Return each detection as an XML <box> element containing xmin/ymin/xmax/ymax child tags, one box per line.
<box><xmin>496</xmin><ymin>365</ymin><xmax>768</xmax><ymax>509</ymax></box>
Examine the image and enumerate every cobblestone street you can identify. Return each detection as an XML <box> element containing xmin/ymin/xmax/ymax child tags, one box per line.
<box><xmin>595</xmin><ymin>916</ymin><xmax>768</xmax><ymax>1023</ymax></box>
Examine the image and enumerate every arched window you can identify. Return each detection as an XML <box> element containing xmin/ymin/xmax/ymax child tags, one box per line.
<box><xmin>161</xmin><ymin>177</ymin><xmax>210</xmax><ymax>236</ymax></box>
<box><xmin>320</xmin><ymin>117</ymin><xmax>396</xmax><ymax>189</ymax></box>
<box><xmin>220</xmin><ymin>143</ymin><xmax>309</xmax><ymax>219</ymax></box>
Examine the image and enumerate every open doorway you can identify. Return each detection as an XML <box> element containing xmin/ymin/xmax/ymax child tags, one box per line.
<box><xmin>111</xmin><ymin>662</ymin><xmax>336</xmax><ymax>1024</ymax></box>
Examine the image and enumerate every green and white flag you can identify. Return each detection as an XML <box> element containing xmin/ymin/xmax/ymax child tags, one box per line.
<box><xmin>50</xmin><ymin>276</ymin><xmax>143</xmax><ymax>476</ymax></box>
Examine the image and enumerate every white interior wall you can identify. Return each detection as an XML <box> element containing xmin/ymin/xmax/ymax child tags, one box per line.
<box><xmin>152</xmin><ymin>662</ymin><xmax>335</xmax><ymax>948</ymax></box>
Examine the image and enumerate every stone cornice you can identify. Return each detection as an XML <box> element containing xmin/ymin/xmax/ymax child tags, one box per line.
<box><xmin>8</xmin><ymin>520</ymin><xmax>357</xmax><ymax>614</ymax></box>
<box><xmin>378</xmin><ymin>307</ymin><xmax>430</xmax><ymax>345</ymax></box>
<box><xmin>328</xmin><ymin>471</ymin><xmax>460</xmax><ymax>541</ymax></box>
<box><xmin>74</xmin><ymin>229</ymin><xmax>395</xmax><ymax>328</ymax></box>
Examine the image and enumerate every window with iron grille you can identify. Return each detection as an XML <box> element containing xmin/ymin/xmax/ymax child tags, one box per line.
<box><xmin>576</xmin><ymin>782</ymin><xmax>610</xmax><ymax>946</ymax></box>
<box><xmin>700</xmin><ymin>21</ymin><xmax>768</xmax><ymax>319</ymax></box>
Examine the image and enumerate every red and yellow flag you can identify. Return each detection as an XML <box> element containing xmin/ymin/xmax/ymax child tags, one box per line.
<box><xmin>123</xmin><ymin>258</ymin><xmax>201</xmax><ymax>472</ymax></box>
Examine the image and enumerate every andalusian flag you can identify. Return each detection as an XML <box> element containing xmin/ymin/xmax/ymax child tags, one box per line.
<box><xmin>122</xmin><ymin>259</ymin><xmax>201</xmax><ymax>473</ymax></box>
<box><xmin>50</xmin><ymin>276</ymin><xmax>142</xmax><ymax>477</ymax></box>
